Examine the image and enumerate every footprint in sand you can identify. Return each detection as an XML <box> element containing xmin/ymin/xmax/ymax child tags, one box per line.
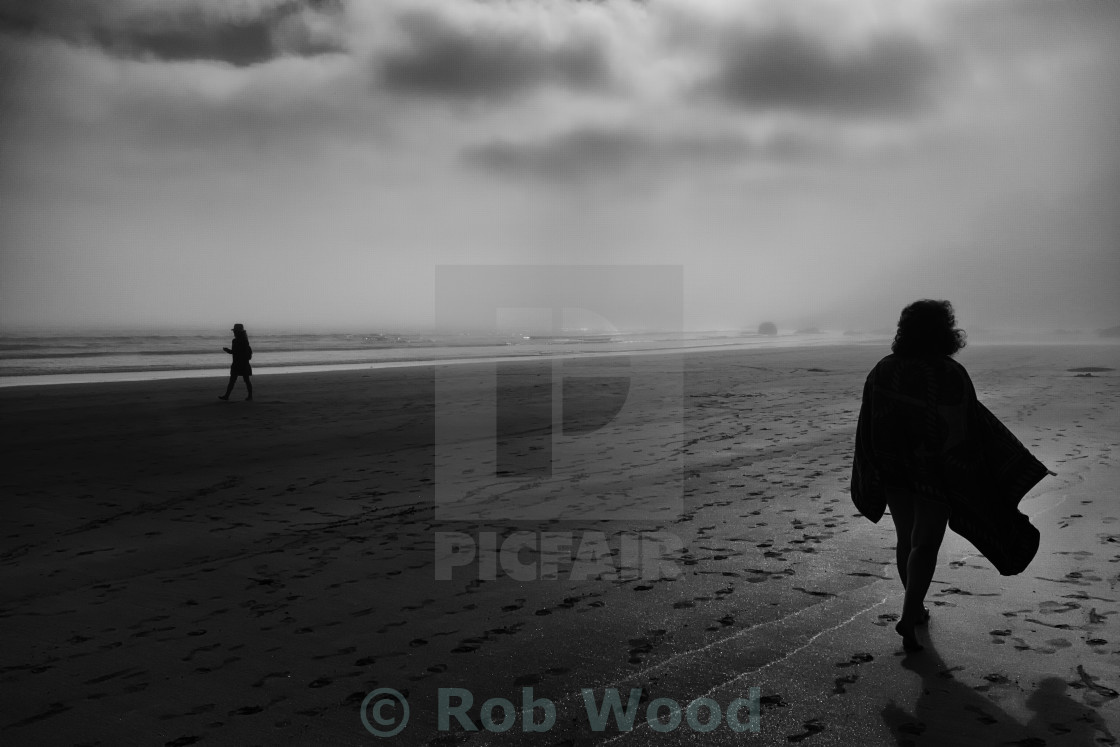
<box><xmin>759</xmin><ymin>693</ymin><xmax>788</xmax><ymax>710</ymax></box>
<box><xmin>835</xmin><ymin>653</ymin><xmax>873</xmax><ymax>668</ymax></box>
<box><xmin>627</xmin><ymin>630</ymin><xmax>668</xmax><ymax>665</ymax></box>
<box><xmin>343</xmin><ymin>691</ymin><xmax>369</xmax><ymax>706</ymax></box>
<box><xmin>1069</xmin><ymin>664</ymin><xmax>1119</xmax><ymax>703</ymax></box>
<box><xmin>1039</xmin><ymin>600</ymin><xmax>1080</xmax><ymax>614</ymax></box>
<box><xmin>974</xmin><ymin>673</ymin><xmax>1012</xmax><ymax>691</ymax></box>
<box><xmin>873</xmin><ymin>613</ymin><xmax>899</xmax><ymax>627</ymax></box>
<box><xmin>833</xmin><ymin>674</ymin><xmax>859</xmax><ymax>694</ymax></box>
<box><xmin>628</xmin><ymin>638</ymin><xmax>654</xmax><ymax>664</ymax></box>
<box><xmin>251</xmin><ymin>672</ymin><xmax>289</xmax><ymax>688</ymax></box>
<box><xmin>792</xmin><ymin>587</ymin><xmax>835</xmax><ymax>598</ymax></box>
<box><xmin>787</xmin><ymin>718</ymin><xmax>826</xmax><ymax>742</ymax></box>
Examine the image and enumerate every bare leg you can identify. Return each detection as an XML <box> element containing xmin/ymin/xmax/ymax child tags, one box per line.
<box><xmin>895</xmin><ymin>494</ymin><xmax>949</xmax><ymax>650</ymax></box>
<box><xmin>887</xmin><ymin>492</ymin><xmax>914</xmax><ymax>588</ymax></box>
<box><xmin>886</xmin><ymin>492</ymin><xmax>932</xmax><ymax>626</ymax></box>
<box><xmin>244</xmin><ymin>376</ymin><xmax>253</xmax><ymax>401</ymax></box>
<box><xmin>219</xmin><ymin>374</ymin><xmax>236</xmax><ymax>400</ymax></box>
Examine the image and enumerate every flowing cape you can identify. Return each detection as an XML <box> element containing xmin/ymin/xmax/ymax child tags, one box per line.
<box><xmin>851</xmin><ymin>354</ymin><xmax>1050</xmax><ymax>575</ymax></box>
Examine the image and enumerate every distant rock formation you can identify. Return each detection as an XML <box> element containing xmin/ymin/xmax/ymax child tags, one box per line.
<box><xmin>1098</xmin><ymin>325</ymin><xmax>1120</xmax><ymax>338</ymax></box>
<box><xmin>758</xmin><ymin>322</ymin><xmax>777</xmax><ymax>336</ymax></box>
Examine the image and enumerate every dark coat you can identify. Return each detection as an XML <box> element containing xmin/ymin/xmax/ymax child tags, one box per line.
<box><xmin>851</xmin><ymin>354</ymin><xmax>1050</xmax><ymax>575</ymax></box>
<box><xmin>229</xmin><ymin>336</ymin><xmax>253</xmax><ymax>377</ymax></box>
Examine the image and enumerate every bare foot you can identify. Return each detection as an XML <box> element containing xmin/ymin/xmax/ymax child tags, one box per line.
<box><xmin>218</xmin><ymin>395</ymin><xmax>229</xmax><ymax>400</ymax></box>
<box><xmin>895</xmin><ymin>620</ymin><xmax>924</xmax><ymax>652</ymax></box>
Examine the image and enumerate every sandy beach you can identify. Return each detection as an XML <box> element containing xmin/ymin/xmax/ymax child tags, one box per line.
<box><xmin>2</xmin><ymin>343</ymin><xmax>1117</xmax><ymax>746</ymax></box>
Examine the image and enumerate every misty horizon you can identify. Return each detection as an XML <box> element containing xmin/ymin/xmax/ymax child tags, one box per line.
<box><xmin>2</xmin><ymin>321</ymin><xmax>1118</xmax><ymax>340</ymax></box>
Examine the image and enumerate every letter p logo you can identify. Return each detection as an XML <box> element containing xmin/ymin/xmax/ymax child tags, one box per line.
<box><xmin>434</xmin><ymin>266</ymin><xmax>683</xmax><ymax>522</ymax></box>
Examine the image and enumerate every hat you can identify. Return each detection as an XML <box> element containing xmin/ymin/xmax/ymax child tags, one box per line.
<box><xmin>232</xmin><ymin>323</ymin><xmax>245</xmax><ymax>331</ymax></box>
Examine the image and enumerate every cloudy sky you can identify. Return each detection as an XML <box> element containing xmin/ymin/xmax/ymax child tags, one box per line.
<box><xmin>1</xmin><ymin>0</ymin><xmax>1117</xmax><ymax>333</ymax></box>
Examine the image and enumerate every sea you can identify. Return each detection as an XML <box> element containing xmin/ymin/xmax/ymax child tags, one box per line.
<box><xmin>0</xmin><ymin>329</ymin><xmax>879</xmax><ymax>388</ymax></box>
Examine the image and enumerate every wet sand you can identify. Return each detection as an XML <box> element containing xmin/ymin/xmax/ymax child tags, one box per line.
<box><xmin>1</xmin><ymin>343</ymin><xmax>1117</xmax><ymax>745</ymax></box>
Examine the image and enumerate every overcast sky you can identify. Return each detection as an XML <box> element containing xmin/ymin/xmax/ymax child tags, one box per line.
<box><xmin>1</xmin><ymin>0</ymin><xmax>1117</xmax><ymax>333</ymax></box>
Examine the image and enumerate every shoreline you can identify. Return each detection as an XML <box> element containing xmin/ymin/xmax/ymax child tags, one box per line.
<box><xmin>0</xmin><ymin>337</ymin><xmax>885</xmax><ymax>389</ymax></box>
<box><xmin>3</xmin><ymin>337</ymin><xmax>1115</xmax><ymax>390</ymax></box>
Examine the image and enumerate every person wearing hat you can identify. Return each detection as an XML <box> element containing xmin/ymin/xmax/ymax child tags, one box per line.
<box><xmin>219</xmin><ymin>323</ymin><xmax>253</xmax><ymax>401</ymax></box>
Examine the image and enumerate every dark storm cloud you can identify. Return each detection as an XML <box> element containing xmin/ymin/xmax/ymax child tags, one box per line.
<box><xmin>465</xmin><ymin>124</ymin><xmax>828</xmax><ymax>180</ymax></box>
<box><xmin>702</xmin><ymin>26</ymin><xmax>942</xmax><ymax>115</ymax></box>
<box><xmin>376</xmin><ymin>5</ymin><xmax>614</xmax><ymax>100</ymax></box>
<box><xmin>0</xmin><ymin>0</ymin><xmax>346</xmax><ymax>66</ymax></box>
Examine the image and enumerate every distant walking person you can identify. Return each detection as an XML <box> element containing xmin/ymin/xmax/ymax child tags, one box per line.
<box><xmin>851</xmin><ymin>300</ymin><xmax>1052</xmax><ymax>652</ymax></box>
<box><xmin>219</xmin><ymin>323</ymin><xmax>253</xmax><ymax>401</ymax></box>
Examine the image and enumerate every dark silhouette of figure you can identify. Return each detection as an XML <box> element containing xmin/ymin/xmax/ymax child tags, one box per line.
<box><xmin>218</xmin><ymin>323</ymin><xmax>253</xmax><ymax>401</ymax></box>
<box><xmin>851</xmin><ymin>300</ymin><xmax>1052</xmax><ymax>652</ymax></box>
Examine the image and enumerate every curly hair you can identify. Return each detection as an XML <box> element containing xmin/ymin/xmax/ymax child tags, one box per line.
<box><xmin>891</xmin><ymin>299</ymin><xmax>966</xmax><ymax>357</ymax></box>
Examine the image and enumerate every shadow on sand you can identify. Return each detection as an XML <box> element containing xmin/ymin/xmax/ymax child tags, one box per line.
<box><xmin>880</xmin><ymin>635</ymin><xmax>1115</xmax><ymax>746</ymax></box>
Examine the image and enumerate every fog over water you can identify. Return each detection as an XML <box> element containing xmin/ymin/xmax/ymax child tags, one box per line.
<box><xmin>1</xmin><ymin>0</ymin><xmax>1118</xmax><ymax>336</ymax></box>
